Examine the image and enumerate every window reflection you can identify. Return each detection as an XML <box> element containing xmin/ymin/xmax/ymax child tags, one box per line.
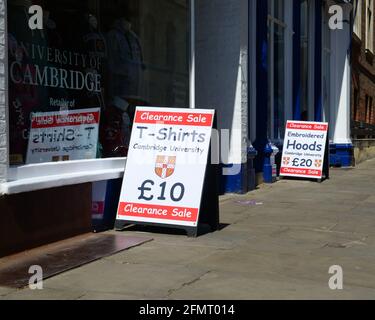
<box><xmin>8</xmin><ymin>0</ymin><xmax>189</xmax><ymax>165</ymax></box>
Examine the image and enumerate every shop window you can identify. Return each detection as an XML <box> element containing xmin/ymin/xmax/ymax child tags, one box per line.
<box><xmin>365</xmin><ymin>95</ymin><xmax>373</xmax><ymax>124</ymax></box>
<box><xmin>353</xmin><ymin>0</ymin><xmax>362</xmax><ymax>39</ymax></box>
<box><xmin>166</xmin><ymin>22</ymin><xmax>176</xmax><ymax>69</ymax></box>
<box><xmin>8</xmin><ymin>0</ymin><xmax>189</xmax><ymax>166</ymax></box>
<box><xmin>353</xmin><ymin>89</ymin><xmax>359</xmax><ymax>122</ymax></box>
<box><xmin>365</xmin><ymin>0</ymin><xmax>374</xmax><ymax>53</ymax></box>
<box><xmin>143</xmin><ymin>14</ymin><xmax>157</xmax><ymax>64</ymax></box>
<box><xmin>267</xmin><ymin>0</ymin><xmax>287</xmax><ymax>140</ymax></box>
<box><xmin>300</xmin><ymin>0</ymin><xmax>310</xmax><ymax>121</ymax></box>
<box><xmin>322</xmin><ymin>5</ymin><xmax>332</xmax><ymax>123</ymax></box>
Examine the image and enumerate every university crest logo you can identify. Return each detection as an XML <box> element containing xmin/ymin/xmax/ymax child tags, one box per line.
<box><xmin>315</xmin><ymin>159</ymin><xmax>323</xmax><ymax>168</ymax></box>
<box><xmin>283</xmin><ymin>157</ymin><xmax>291</xmax><ymax>166</ymax></box>
<box><xmin>155</xmin><ymin>156</ymin><xmax>176</xmax><ymax>179</ymax></box>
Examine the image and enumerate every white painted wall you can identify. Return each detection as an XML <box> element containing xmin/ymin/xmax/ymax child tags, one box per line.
<box><xmin>195</xmin><ymin>0</ymin><xmax>249</xmax><ymax>165</ymax></box>
<box><xmin>330</xmin><ymin>5</ymin><xmax>352</xmax><ymax>145</ymax></box>
<box><xmin>0</xmin><ymin>0</ymin><xmax>7</xmax><ymax>183</ymax></box>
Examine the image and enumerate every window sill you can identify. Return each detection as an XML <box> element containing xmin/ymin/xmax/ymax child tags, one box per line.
<box><xmin>0</xmin><ymin>158</ymin><xmax>126</xmax><ymax>195</ymax></box>
<box><xmin>365</xmin><ymin>49</ymin><xmax>374</xmax><ymax>65</ymax></box>
<box><xmin>352</xmin><ymin>32</ymin><xmax>362</xmax><ymax>45</ymax></box>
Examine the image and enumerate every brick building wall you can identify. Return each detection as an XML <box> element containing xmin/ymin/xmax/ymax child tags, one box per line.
<box><xmin>0</xmin><ymin>0</ymin><xmax>7</xmax><ymax>183</ymax></box>
<box><xmin>352</xmin><ymin>1</ymin><xmax>375</xmax><ymax>128</ymax></box>
<box><xmin>351</xmin><ymin>0</ymin><xmax>375</xmax><ymax>164</ymax></box>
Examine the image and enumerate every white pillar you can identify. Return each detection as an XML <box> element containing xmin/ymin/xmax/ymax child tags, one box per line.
<box><xmin>189</xmin><ymin>0</ymin><xmax>196</xmax><ymax>109</ymax></box>
<box><xmin>0</xmin><ymin>0</ymin><xmax>8</xmax><ymax>183</ymax></box>
<box><xmin>195</xmin><ymin>0</ymin><xmax>249</xmax><ymax>192</ymax></box>
<box><xmin>195</xmin><ymin>0</ymin><xmax>248</xmax><ymax>161</ymax></box>
<box><xmin>331</xmin><ymin>7</ymin><xmax>352</xmax><ymax>145</ymax></box>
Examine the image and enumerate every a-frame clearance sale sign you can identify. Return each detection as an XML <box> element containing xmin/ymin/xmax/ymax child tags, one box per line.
<box><xmin>116</xmin><ymin>107</ymin><xmax>215</xmax><ymax>230</ymax></box>
<box><xmin>280</xmin><ymin>121</ymin><xmax>329</xmax><ymax>179</ymax></box>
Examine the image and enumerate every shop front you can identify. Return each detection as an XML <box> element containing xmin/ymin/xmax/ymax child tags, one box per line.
<box><xmin>0</xmin><ymin>0</ymin><xmax>253</xmax><ymax>256</ymax></box>
<box><xmin>251</xmin><ymin>0</ymin><xmax>353</xmax><ymax>173</ymax></box>
<box><xmin>0</xmin><ymin>0</ymin><xmax>193</xmax><ymax>256</ymax></box>
<box><xmin>0</xmin><ymin>0</ymin><xmax>353</xmax><ymax>257</ymax></box>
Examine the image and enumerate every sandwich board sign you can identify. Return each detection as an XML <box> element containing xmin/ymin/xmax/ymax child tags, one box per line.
<box><xmin>280</xmin><ymin>121</ymin><xmax>329</xmax><ymax>180</ymax></box>
<box><xmin>115</xmin><ymin>107</ymin><xmax>218</xmax><ymax>237</ymax></box>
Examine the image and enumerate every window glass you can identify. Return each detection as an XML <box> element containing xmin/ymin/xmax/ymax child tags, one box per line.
<box><xmin>353</xmin><ymin>0</ymin><xmax>362</xmax><ymax>38</ymax></box>
<box><xmin>365</xmin><ymin>95</ymin><xmax>373</xmax><ymax>124</ymax></box>
<box><xmin>322</xmin><ymin>7</ymin><xmax>331</xmax><ymax>123</ymax></box>
<box><xmin>267</xmin><ymin>0</ymin><xmax>286</xmax><ymax>140</ymax></box>
<box><xmin>273</xmin><ymin>23</ymin><xmax>285</xmax><ymax>140</ymax></box>
<box><xmin>300</xmin><ymin>0</ymin><xmax>309</xmax><ymax>121</ymax></box>
<box><xmin>366</xmin><ymin>0</ymin><xmax>374</xmax><ymax>52</ymax></box>
<box><xmin>273</xmin><ymin>0</ymin><xmax>284</xmax><ymax>21</ymax></box>
<box><xmin>8</xmin><ymin>0</ymin><xmax>189</xmax><ymax>165</ymax></box>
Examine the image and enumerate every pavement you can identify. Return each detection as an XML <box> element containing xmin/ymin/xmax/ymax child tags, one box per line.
<box><xmin>1</xmin><ymin>159</ymin><xmax>375</xmax><ymax>300</ymax></box>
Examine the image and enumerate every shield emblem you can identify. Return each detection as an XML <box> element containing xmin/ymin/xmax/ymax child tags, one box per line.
<box><xmin>155</xmin><ymin>156</ymin><xmax>176</xmax><ymax>179</ymax></box>
<box><xmin>315</xmin><ymin>159</ymin><xmax>323</xmax><ymax>168</ymax></box>
<box><xmin>283</xmin><ymin>157</ymin><xmax>290</xmax><ymax>166</ymax></box>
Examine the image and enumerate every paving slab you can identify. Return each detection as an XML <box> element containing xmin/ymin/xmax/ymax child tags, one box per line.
<box><xmin>3</xmin><ymin>288</ymin><xmax>86</xmax><ymax>300</ymax></box>
<box><xmin>77</xmin><ymin>292</ymin><xmax>141</xmax><ymax>300</ymax></box>
<box><xmin>2</xmin><ymin>159</ymin><xmax>375</xmax><ymax>300</ymax></box>
<box><xmin>0</xmin><ymin>287</ymin><xmax>16</xmax><ymax>297</ymax></box>
<box><xmin>105</xmin><ymin>241</ymin><xmax>219</xmax><ymax>267</ymax></box>
<box><xmin>41</xmin><ymin>259</ymin><xmax>210</xmax><ymax>299</ymax></box>
<box><xmin>168</xmin><ymin>270</ymin><xmax>375</xmax><ymax>300</ymax></box>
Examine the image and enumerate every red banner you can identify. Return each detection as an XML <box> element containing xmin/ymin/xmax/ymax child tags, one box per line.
<box><xmin>118</xmin><ymin>202</ymin><xmax>198</xmax><ymax>223</ymax></box>
<box><xmin>280</xmin><ymin>167</ymin><xmax>322</xmax><ymax>177</ymax></box>
<box><xmin>135</xmin><ymin>111</ymin><xmax>213</xmax><ymax>127</ymax></box>
<box><xmin>286</xmin><ymin>122</ymin><xmax>328</xmax><ymax>131</ymax></box>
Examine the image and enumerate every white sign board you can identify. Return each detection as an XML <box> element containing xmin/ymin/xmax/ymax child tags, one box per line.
<box><xmin>116</xmin><ymin>107</ymin><xmax>215</xmax><ymax>228</ymax></box>
<box><xmin>280</xmin><ymin>121</ymin><xmax>329</xmax><ymax>179</ymax></box>
<box><xmin>26</xmin><ymin>108</ymin><xmax>100</xmax><ymax>164</ymax></box>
